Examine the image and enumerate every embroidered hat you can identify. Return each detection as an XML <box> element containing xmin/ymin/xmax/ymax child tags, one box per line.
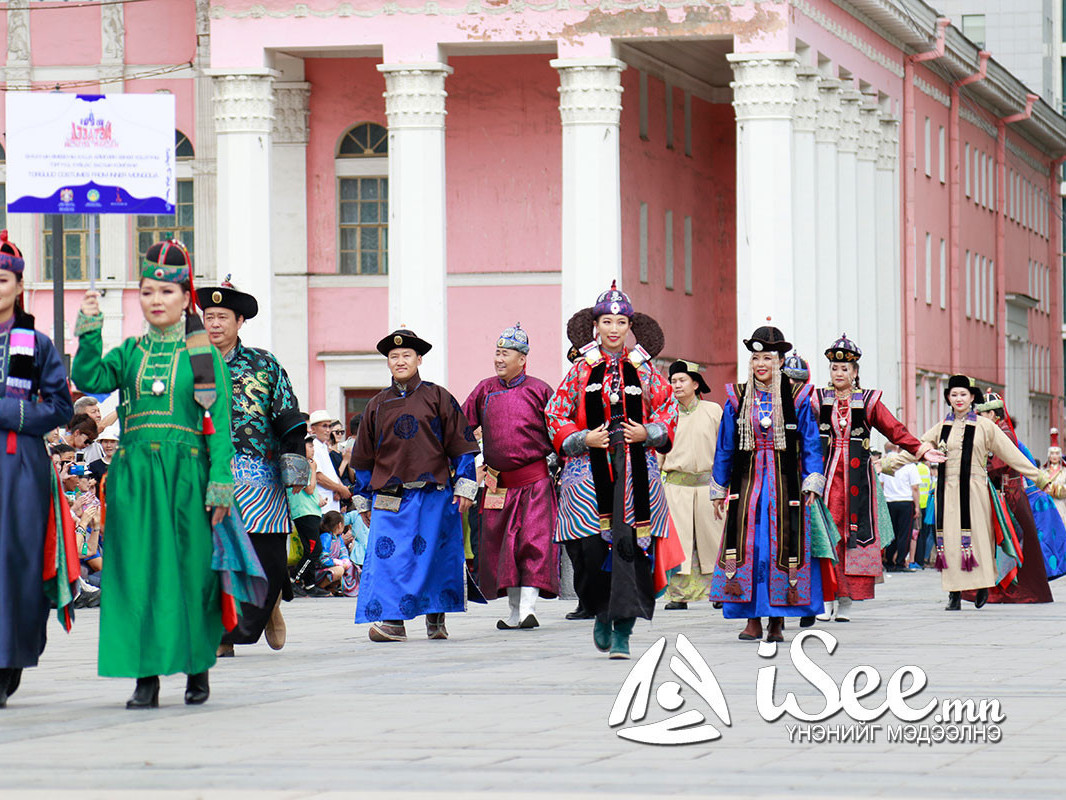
<box><xmin>975</xmin><ymin>391</ymin><xmax>1004</xmax><ymax>413</ymax></box>
<box><xmin>0</xmin><ymin>231</ymin><xmax>25</xmax><ymax>275</ymax></box>
<box><xmin>376</xmin><ymin>328</ymin><xmax>432</xmax><ymax>357</ymax></box>
<box><xmin>141</xmin><ymin>239</ymin><xmax>193</xmax><ymax>286</ymax></box>
<box><xmin>825</xmin><ymin>333</ymin><xmax>862</xmax><ymax>363</ymax></box>
<box><xmin>1051</xmin><ymin>428</ymin><xmax>1061</xmax><ymax>451</ymax></box>
<box><xmin>496</xmin><ymin>323</ymin><xmax>529</xmax><ymax>354</ymax></box>
<box><xmin>196</xmin><ymin>274</ymin><xmax>259</xmax><ymax>320</ymax></box>
<box><xmin>783</xmin><ymin>351</ymin><xmax>810</xmax><ymax>381</ymax></box>
<box><xmin>592</xmin><ymin>280</ymin><xmax>634</xmax><ymax>318</ymax></box>
<box><xmin>668</xmin><ymin>359</ymin><xmax>711</xmax><ymax>394</ymax></box>
<box><xmin>943</xmin><ymin>374</ymin><xmax>985</xmax><ymax>406</ymax></box>
<box><xmin>743</xmin><ymin>325</ymin><xmax>791</xmax><ymax>354</ymax></box>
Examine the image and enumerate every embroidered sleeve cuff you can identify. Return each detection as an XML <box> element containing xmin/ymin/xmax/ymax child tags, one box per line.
<box><xmin>1034</xmin><ymin>471</ymin><xmax>1051</xmax><ymax>491</ymax></box>
<box><xmin>562</xmin><ymin>430</ymin><xmax>589</xmax><ymax>457</ymax></box>
<box><xmin>709</xmin><ymin>479</ymin><xmax>728</xmax><ymax>500</ymax></box>
<box><xmin>802</xmin><ymin>473</ymin><xmax>826</xmax><ymax>496</ymax></box>
<box><xmin>352</xmin><ymin>495</ymin><xmax>370</xmax><ymax>513</ymax></box>
<box><xmin>644</xmin><ymin>422</ymin><xmax>669</xmax><ymax>450</ymax></box>
<box><xmin>74</xmin><ymin>311</ymin><xmax>104</xmax><ymax>337</ymax></box>
<box><xmin>205</xmin><ymin>481</ymin><xmax>234</xmax><ymax>508</ymax></box>
<box><xmin>453</xmin><ymin>477</ymin><xmax>478</xmax><ymax>501</ymax></box>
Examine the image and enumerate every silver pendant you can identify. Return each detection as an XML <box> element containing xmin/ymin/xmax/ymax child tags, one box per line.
<box><xmin>151</xmin><ymin>379</ymin><xmax>166</xmax><ymax>396</ymax></box>
<box><xmin>609</xmin><ymin>392</ymin><xmax>620</xmax><ymax>404</ymax></box>
<box><xmin>759</xmin><ymin>416</ymin><xmax>772</xmax><ymax>429</ymax></box>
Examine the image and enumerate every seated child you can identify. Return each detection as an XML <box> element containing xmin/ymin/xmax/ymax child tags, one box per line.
<box><xmin>316</xmin><ymin>510</ymin><xmax>361</xmax><ymax>597</ymax></box>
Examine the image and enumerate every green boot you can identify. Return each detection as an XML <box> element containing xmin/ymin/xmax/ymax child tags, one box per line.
<box><xmin>593</xmin><ymin>615</ymin><xmax>612</xmax><ymax>652</ymax></box>
<box><xmin>609</xmin><ymin>617</ymin><xmax>635</xmax><ymax>659</ymax></box>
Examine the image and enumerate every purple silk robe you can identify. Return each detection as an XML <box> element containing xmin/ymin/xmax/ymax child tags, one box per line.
<box><xmin>463</xmin><ymin>373</ymin><xmax>560</xmax><ymax>598</ymax></box>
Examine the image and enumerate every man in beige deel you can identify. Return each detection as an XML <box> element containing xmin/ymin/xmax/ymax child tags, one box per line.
<box><xmin>661</xmin><ymin>360</ymin><xmax>725</xmax><ymax>609</ymax></box>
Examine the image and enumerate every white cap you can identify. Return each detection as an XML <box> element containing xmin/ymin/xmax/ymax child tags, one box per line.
<box><xmin>97</xmin><ymin>425</ymin><xmax>120</xmax><ymax>441</ymax></box>
<box><xmin>308</xmin><ymin>410</ymin><xmax>331</xmax><ymax>427</ymax></box>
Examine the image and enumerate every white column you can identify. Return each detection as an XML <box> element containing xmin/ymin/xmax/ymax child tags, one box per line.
<box><xmin>792</xmin><ymin>67</ymin><xmax>819</xmax><ymax>366</ymax></box>
<box><xmin>377</xmin><ymin>62</ymin><xmax>453</xmax><ymax>385</ymax></box>
<box><xmin>271</xmin><ymin>81</ymin><xmax>311</xmax><ymax>405</ymax></box>
<box><xmin>836</xmin><ymin>88</ymin><xmax>861</xmax><ymax>346</ymax></box>
<box><xmin>856</xmin><ymin>102</ymin><xmax>880</xmax><ymax>396</ymax></box>
<box><xmin>729</xmin><ymin>53</ymin><xmax>797</xmax><ymax>370</ymax></box>
<box><xmin>194</xmin><ymin>3</ymin><xmax>217</xmax><ymax>280</ymax></box>
<box><xmin>550</xmin><ymin>57</ymin><xmax>625</xmax><ymax>371</ymax></box>
<box><xmin>876</xmin><ymin>118</ymin><xmax>902</xmax><ymax>413</ymax></box>
<box><xmin>814</xmin><ymin>78</ymin><xmax>841</xmax><ymax>387</ymax></box>
<box><xmin>211</xmin><ymin>70</ymin><xmax>275</xmax><ymax>349</ymax></box>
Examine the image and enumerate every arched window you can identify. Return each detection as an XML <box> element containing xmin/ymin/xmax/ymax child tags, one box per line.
<box><xmin>338</xmin><ymin>122</ymin><xmax>387</xmax><ymax>157</ymax></box>
<box><xmin>136</xmin><ymin>129</ymin><xmax>195</xmax><ymax>263</ymax></box>
<box><xmin>336</xmin><ymin>122</ymin><xmax>388</xmax><ymax>275</ymax></box>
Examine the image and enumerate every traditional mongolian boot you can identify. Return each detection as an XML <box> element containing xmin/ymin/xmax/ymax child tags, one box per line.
<box><xmin>664</xmin><ymin>601</ymin><xmax>688</xmax><ymax>610</ymax></box>
<box><xmin>974</xmin><ymin>588</ymin><xmax>989</xmax><ymax>609</ymax></box>
<box><xmin>766</xmin><ymin>617</ymin><xmax>785</xmax><ymax>643</ymax></box>
<box><xmin>184</xmin><ymin>672</ymin><xmax>210</xmax><ymax>705</ymax></box>
<box><xmin>593</xmin><ymin>615</ymin><xmax>612</xmax><ymax>652</ymax></box>
<box><xmin>817</xmin><ymin>600</ymin><xmax>837</xmax><ymax>622</ymax></box>
<box><xmin>496</xmin><ymin>587</ymin><xmax>522</xmax><ymax>630</ymax></box>
<box><xmin>835</xmin><ymin>597</ymin><xmax>853</xmax><ymax>622</ymax></box>
<box><xmin>216</xmin><ymin>643</ymin><xmax>235</xmax><ymax>658</ymax></box>
<box><xmin>265</xmin><ymin>597</ymin><xmax>286</xmax><ymax>650</ymax></box>
<box><xmin>945</xmin><ymin>592</ymin><xmax>962</xmax><ymax>611</ymax></box>
<box><xmin>518</xmin><ymin>586</ymin><xmax>540</xmax><ymax>629</ymax></box>
<box><xmin>426</xmin><ymin>613</ymin><xmax>449</xmax><ymax>640</ymax></box>
<box><xmin>126</xmin><ymin>676</ymin><xmax>160</xmax><ymax>710</ymax></box>
<box><xmin>609</xmin><ymin>617</ymin><xmax>635</xmax><ymax>660</ymax></box>
<box><xmin>566</xmin><ymin>603</ymin><xmax>594</xmax><ymax>620</ymax></box>
<box><xmin>738</xmin><ymin>618</ymin><xmax>763</xmax><ymax>641</ymax></box>
<box><xmin>0</xmin><ymin>668</ymin><xmax>13</xmax><ymax>709</ymax></box>
<box><xmin>368</xmin><ymin>620</ymin><xmax>407</xmax><ymax>642</ymax></box>
<box><xmin>799</xmin><ymin>616</ymin><xmax>816</xmax><ymax>628</ymax></box>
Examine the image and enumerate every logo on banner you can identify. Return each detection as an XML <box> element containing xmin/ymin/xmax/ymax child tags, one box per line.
<box><xmin>609</xmin><ymin>630</ymin><xmax>1005</xmax><ymax>747</ymax></box>
<box><xmin>66</xmin><ymin>111</ymin><xmax>116</xmax><ymax>148</ymax></box>
<box><xmin>59</xmin><ymin>189</ymin><xmax>73</xmax><ymax>204</ymax></box>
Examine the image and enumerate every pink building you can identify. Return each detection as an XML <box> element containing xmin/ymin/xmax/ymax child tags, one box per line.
<box><xmin>3</xmin><ymin>1</ymin><xmax>1064</xmax><ymax>450</ymax></box>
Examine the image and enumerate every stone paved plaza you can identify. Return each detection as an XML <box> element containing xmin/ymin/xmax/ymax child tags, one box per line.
<box><xmin>0</xmin><ymin>569</ymin><xmax>1062</xmax><ymax>799</ymax></box>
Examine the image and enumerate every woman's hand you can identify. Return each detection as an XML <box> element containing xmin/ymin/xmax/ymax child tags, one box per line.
<box><xmin>713</xmin><ymin>497</ymin><xmax>728</xmax><ymax>519</ymax></box>
<box><xmin>81</xmin><ymin>290</ymin><xmax>102</xmax><ymax>318</ymax></box>
<box><xmin>585</xmin><ymin>424</ymin><xmax>609</xmax><ymax>449</ymax></box>
<box><xmin>622</xmin><ymin>420</ymin><xmax>647</xmax><ymax>444</ymax></box>
<box><xmin>916</xmin><ymin>442</ymin><xmax>946</xmax><ymax>464</ymax></box>
<box><xmin>209</xmin><ymin>506</ymin><xmax>229</xmax><ymax>527</ymax></box>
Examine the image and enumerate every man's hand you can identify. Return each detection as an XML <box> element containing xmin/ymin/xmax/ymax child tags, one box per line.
<box><xmin>622</xmin><ymin>420</ymin><xmax>647</xmax><ymax>444</ymax></box>
<box><xmin>334</xmin><ymin>485</ymin><xmax>352</xmax><ymax>501</ymax></box>
<box><xmin>804</xmin><ymin>492</ymin><xmax>816</xmax><ymax>507</ymax></box>
<box><xmin>585</xmin><ymin>424</ymin><xmax>609</xmax><ymax>449</ymax></box>
<box><xmin>209</xmin><ymin>506</ymin><xmax>229</xmax><ymax>527</ymax></box>
<box><xmin>360</xmin><ymin>510</ymin><xmax>371</xmax><ymax>528</ymax></box>
<box><xmin>80</xmin><ymin>290</ymin><xmax>101</xmax><ymax>317</ymax></box>
<box><xmin>714</xmin><ymin>497</ymin><xmax>728</xmax><ymax>519</ymax></box>
<box><xmin>455</xmin><ymin>496</ymin><xmax>473</xmax><ymax>515</ymax></box>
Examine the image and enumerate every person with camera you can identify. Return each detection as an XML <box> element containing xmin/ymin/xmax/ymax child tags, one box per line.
<box><xmin>195</xmin><ymin>280</ymin><xmax>307</xmax><ymax>657</ymax></box>
<box><xmin>0</xmin><ymin>230</ymin><xmax>76</xmax><ymax>709</ymax></box>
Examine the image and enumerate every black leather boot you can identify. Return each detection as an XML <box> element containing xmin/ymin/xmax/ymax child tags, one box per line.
<box><xmin>185</xmin><ymin>671</ymin><xmax>210</xmax><ymax>705</ymax></box>
<box><xmin>974</xmin><ymin>588</ymin><xmax>989</xmax><ymax>609</ymax></box>
<box><xmin>126</xmin><ymin>676</ymin><xmax>160</xmax><ymax>709</ymax></box>
<box><xmin>0</xmin><ymin>668</ymin><xmax>13</xmax><ymax>708</ymax></box>
<box><xmin>945</xmin><ymin>592</ymin><xmax>961</xmax><ymax>611</ymax></box>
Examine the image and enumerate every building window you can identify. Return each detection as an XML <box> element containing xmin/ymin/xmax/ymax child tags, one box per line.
<box><xmin>924</xmin><ymin>117</ymin><xmax>931</xmax><ymax>177</ymax></box>
<box><xmin>665</xmin><ymin>83</ymin><xmax>674</xmax><ymax>150</ymax></box>
<box><xmin>43</xmin><ymin>215</ymin><xmax>100</xmax><ymax>281</ymax></box>
<box><xmin>684</xmin><ymin>215</ymin><xmax>693</xmax><ymax>295</ymax></box>
<box><xmin>639</xmin><ymin>202</ymin><xmax>649</xmax><ymax>283</ymax></box>
<box><xmin>962</xmin><ymin>14</ymin><xmax>986</xmax><ymax>48</ymax></box>
<box><xmin>938</xmin><ymin>126</ymin><xmax>946</xmax><ymax>183</ymax></box>
<box><xmin>975</xmin><ymin>150</ymin><xmax>982</xmax><ymax>206</ymax></box>
<box><xmin>939</xmin><ymin>237</ymin><xmax>946</xmax><ymax>309</ymax></box>
<box><xmin>965</xmin><ymin>143</ymin><xmax>971</xmax><ymax>197</ymax></box>
<box><xmin>925</xmin><ymin>232</ymin><xmax>932</xmax><ymax>304</ymax></box>
<box><xmin>136</xmin><ymin>179</ymin><xmax>195</xmax><ymax>263</ymax></box>
<box><xmin>136</xmin><ymin>130</ymin><xmax>196</xmax><ymax>266</ymax></box>
<box><xmin>639</xmin><ymin>72</ymin><xmax>649</xmax><ymax>141</ymax></box>
<box><xmin>336</xmin><ymin>122</ymin><xmax>389</xmax><ymax>275</ymax></box>
<box><xmin>987</xmin><ymin>260</ymin><xmax>995</xmax><ymax>323</ymax></box>
<box><xmin>987</xmin><ymin>156</ymin><xmax>994</xmax><ymax>211</ymax></box>
<box><xmin>664</xmin><ymin>210</ymin><xmax>674</xmax><ymax>290</ymax></box>
<box><xmin>965</xmin><ymin>250</ymin><xmax>971</xmax><ymax>318</ymax></box>
<box><xmin>975</xmin><ymin>255</ymin><xmax>983</xmax><ymax>321</ymax></box>
<box><xmin>683</xmin><ymin>91</ymin><xmax>693</xmax><ymax>157</ymax></box>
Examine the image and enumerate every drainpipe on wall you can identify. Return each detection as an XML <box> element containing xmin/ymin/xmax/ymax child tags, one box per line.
<box><xmin>996</xmin><ymin>92</ymin><xmax>1039</xmax><ymax>389</ymax></box>
<box><xmin>902</xmin><ymin>17</ymin><xmax>949</xmax><ymax>428</ymax></box>
<box><xmin>950</xmin><ymin>51</ymin><xmax>990</xmax><ymax>375</ymax></box>
<box><xmin>1049</xmin><ymin>154</ymin><xmax>1066</xmax><ymax>427</ymax></box>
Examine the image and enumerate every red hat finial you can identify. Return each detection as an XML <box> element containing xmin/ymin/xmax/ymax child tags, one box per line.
<box><xmin>610</xmin><ymin>279</ymin><xmax>617</xmax><ymax>290</ymax></box>
<box><xmin>1051</xmin><ymin>428</ymin><xmax>1060</xmax><ymax>449</ymax></box>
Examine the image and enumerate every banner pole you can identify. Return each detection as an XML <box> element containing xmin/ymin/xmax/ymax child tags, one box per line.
<box><xmin>51</xmin><ymin>214</ymin><xmax>66</xmax><ymax>367</ymax></box>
